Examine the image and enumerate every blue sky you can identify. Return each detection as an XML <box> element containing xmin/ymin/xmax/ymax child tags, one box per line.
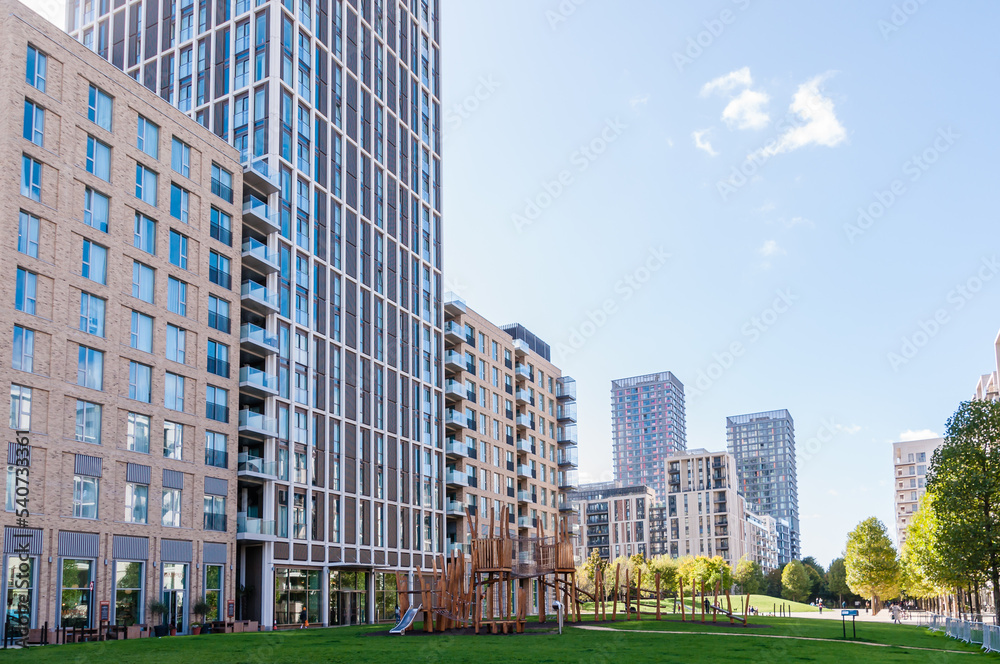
<box><xmin>439</xmin><ymin>0</ymin><xmax>1000</xmax><ymax>567</ymax></box>
<box><xmin>25</xmin><ymin>0</ymin><xmax>1000</xmax><ymax>568</ymax></box>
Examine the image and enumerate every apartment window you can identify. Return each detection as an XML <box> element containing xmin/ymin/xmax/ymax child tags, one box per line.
<box><xmin>126</xmin><ymin>412</ymin><xmax>150</xmax><ymax>453</ymax></box>
<box><xmin>72</xmin><ymin>475</ymin><xmax>99</xmax><ymax>519</ymax></box>
<box><xmin>87</xmin><ymin>85</ymin><xmax>113</xmax><ymax>131</ymax></box>
<box><xmin>163</xmin><ymin>420</ymin><xmax>183</xmax><ymax>459</ymax></box>
<box><xmin>170</xmin><ymin>184</ymin><xmax>190</xmax><ymax>222</ymax></box>
<box><xmin>208</xmin><ymin>295</ymin><xmax>230</xmax><ymax>333</ymax></box>
<box><xmin>169</xmin><ymin>230</ymin><xmax>189</xmax><ymax>269</ymax></box>
<box><xmin>164</xmin><ymin>373</ymin><xmax>185</xmax><ymax>412</ymax></box>
<box><xmin>137</xmin><ymin>116</ymin><xmax>159</xmax><ymax>158</ymax></box>
<box><xmin>17</xmin><ymin>212</ymin><xmax>39</xmax><ymax>258</ymax></box>
<box><xmin>167</xmin><ymin>277</ymin><xmax>187</xmax><ymax>316</ymax></box>
<box><xmin>12</xmin><ymin>326</ymin><xmax>34</xmax><ymax>373</ymax></box>
<box><xmin>205</xmin><ymin>431</ymin><xmax>227</xmax><ymax>468</ymax></box>
<box><xmin>9</xmin><ymin>385</ymin><xmax>31</xmax><ymax>430</ymax></box>
<box><xmin>209</xmin><ymin>251</ymin><xmax>231</xmax><ymax>289</ymax></box>
<box><xmin>23</xmin><ymin>101</ymin><xmax>44</xmax><ymax>146</ymax></box>
<box><xmin>209</xmin><ymin>207</ymin><xmax>232</xmax><ymax>245</ymax></box>
<box><xmin>21</xmin><ymin>155</ymin><xmax>41</xmax><ymax>201</ymax></box>
<box><xmin>162</xmin><ymin>488</ymin><xmax>181</xmax><ymax>527</ymax></box>
<box><xmin>206</xmin><ymin>385</ymin><xmax>228</xmax><ymax>422</ymax></box>
<box><xmin>132</xmin><ymin>262</ymin><xmax>154</xmax><ymax>303</ymax></box>
<box><xmin>79</xmin><ymin>293</ymin><xmax>106</xmax><ymax>336</ymax></box>
<box><xmin>128</xmin><ymin>361</ymin><xmax>152</xmax><ymax>402</ymax></box>
<box><xmin>14</xmin><ymin>268</ymin><xmax>36</xmax><ymax>315</ymax></box>
<box><xmin>210</xmin><ymin>163</ymin><xmax>233</xmax><ymax>202</ymax></box>
<box><xmin>135</xmin><ymin>165</ymin><xmax>157</xmax><ymax>206</ymax></box>
<box><xmin>124</xmin><ymin>483</ymin><xmax>148</xmax><ymax>523</ymax></box>
<box><xmin>206</xmin><ymin>340</ymin><xmax>229</xmax><ymax>378</ymax></box>
<box><xmin>130</xmin><ymin>311</ymin><xmax>153</xmax><ymax>352</ymax></box>
<box><xmin>77</xmin><ymin>346</ymin><xmax>104</xmax><ymax>390</ymax></box>
<box><xmin>166</xmin><ymin>325</ymin><xmax>186</xmax><ymax>364</ymax></box>
<box><xmin>203</xmin><ymin>495</ymin><xmax>226</xmax><ymax>531</ymax></box>
<box><xmin>293</xmin><ymin>493</ymin><xmax>305</xmax><ymax>538</ymax></box>
<box><xmin>86</xmin><ymin>137</ymin><xmax>111</xmax><ymax>181</ymax></box>
<box><xmin>25</xmin><ymin>45</ymin><xmax>47</xmax><ymax>92</ymax></box>
<box><xmin>171</xmin><ymin>138</ymin><xmax>191</xmax><ymax>177</ymax></box>
<box><xmin>134</xmin><ymin>214</ymin><xmax>156</xmax><ymax>254</ymax></box>
<box><xmin>74</xmin><ymin>400</ymin><xmax>102</xmax><ymax>444</ymax></box>
<box><xmin>84</xmin><ymin>188</ymin><xmax>110</xmax><ymax>232</ymax></box>
<box><xmin>81</xmin><ymin>240</ymin><xmax>108</xmax><ymax>285</ymax></box>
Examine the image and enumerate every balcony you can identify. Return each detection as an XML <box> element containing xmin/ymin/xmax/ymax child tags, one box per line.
<box><xmin>557</xmin><ymin>425</ymin><xmax>578</xmax><ymax>445</ymax></box>
<box><xmin>241</xmin><ymin>281</ymin><xmax>279</xmax><ymax>314</ymax></box>
<box><xmin>559</xmin><ymin>470</ymin><xmax>579</xmax><ymax>490</ymax></box>
<box><xmin>558</xmin><ymin>446</ymin><xmax>579</xmax><ymax>467</ymax></box>
<box><xmin>237</xmin><ymin>452</ymin><xmax>277</xmax><ymax>480</ymax></box>
<box><xmin>517</xmin><ymin>516</ymin><xmax>535</xmax><ymax>529</ymax></box>
<box><xmin>443</xmin><ymin>320</ymin><xmax>467</xmax><ymax>345</ymax></box>
<box><xmin>446</xmin><ymin>500</ymin><xmax>466</xmax><ymax>517</ymax></box>
<box><xmin>444</xmin><ymin>350</ymin><xmax>466</xmax><ymax>373</ymax></box>
<box><xmin>444</xmin><ymin>408</ymin><xmax>466</xmax><ymax>430</ymax></box>
<box><xmin>516</xmin><ymin>438</ymin><xmax>532</xmax><ymax>454</ymax></box>
<box><xmin>517</xmin><ymin>490</ymin><xmax>532</xmax><ymax>503</ymax></box>
<box><xmin>444</xmin><ymin>292</ymin><xmax>467</xmax><ymax>316</ymax></box>
<box><xmin>512</xmin><ymin>339</ymin><xmax>530</xmax><ymax>357</ymax></box>
<box><xmin>237</xmin><ymin>513</ymin><xmax>276</xmax><ymax>541</ymax></box>
<box><xmin>445</xmin><ymin>438</ymin><xmax>470</xmax><ymax>459</ymax></box>
<box><xmin>556</xmin><ymin>376</ymin><xmax>577</xmax><ymax>401</ymax></box>
<box><xmin>238</xmin><ymin>409</ymin><xmax>277</xmax><ymax>439</ymax></box>
<box><xmin>242</xmin><ymin>195</ymin><xmax>280</xmax><ymax>233</ymax></box>
<box><xmin>241</xmin><ymin>153</ymin><xmax>280</xmax><ymax>194</ymax></box>
<box><xmin>514</xmin><ymin>363</ymin><xmax>531</xmax><ymax>381</ymax></box>
<box><xmin>516</xmin><ymin>464</ymin><xmax>532</xmax><ymax>479</ymax></box>
<box><xmin>515</xmin><ymin>413</ymin><xmax>531</xmax><ymax>429</ymax></box>
<box><xmin>445</xmin><ymin>469</ymin><xmax>468</xmax><ymax>487</ymax></box>
<box><xmin>444</xmin><ymin>379</ymin><xmax>466</xmax><ymax>401</ymax></box>
<box><xmin>515</xmin><ymin>388</ymin><xmax>531</xmax><ymax>405</ymax></box>
<box><xmin>240</xmin><ymin>366</ymin><xmax>278</xmax><ymax>397</ymax></box>
<box><xmin>240</xmin><ymin>323</ymin><xmax>279</xmax><ymax>356</ymax></box>
<box><xmin>557</xmin><ymin>402</ymin><xmax>577</xmax><ymax>423</ymax></box>
<box><xmin>242</xmin><ymin>238</ymin><xmax>280</xmax><ymax>274</ymax></box>
<box><xmin>559</xmin><ymin>500</ymin><xmax>575</xmax><ymax>513</ymax></box>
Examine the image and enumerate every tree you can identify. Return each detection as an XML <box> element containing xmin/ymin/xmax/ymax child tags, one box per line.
<box><xmin>926</xmin><ymin>399</ymin><xmax>1000</xmax><ymax>622</ymax></box>
<box><xmin>646</xmin><ymin>555</ymin><xmax>680</xmax><ymax>596</ymax></box>
<box><xmin>801</xmin><ymin>557</ymin><xmax>827</xmax><ymax>600</ymax></box>
<box><xmin>583</xmin><ymin>550</ymin><xmax>607</xmax><ymax>583</ymax></box>
<box><xmin>734</xmin><ymin>558</ymin><xmax>764</xmax><ymax>595</ymax></box>
<box><xmin>845</xmin><ymin>517</ymin><xmax>900</xmax><ymax>615</ymax></box>
<box><xmin>764</xmin><ymin>567</ymin><xmax>784</xmax><ymax>597</ymax></box>
<box><xmin>781</xmin><ymin>560</ymin><xmax>811</xmax><ymax>602</ymax></box>
<box><xmin>900</xmin><ymin>493</ymin><xmax>951</xmax><ymax>600</ymax></box>
<box><xmin>827</xmin><ymin>557</ymin><xmax>851</xmax><ymax>606</ymax></box>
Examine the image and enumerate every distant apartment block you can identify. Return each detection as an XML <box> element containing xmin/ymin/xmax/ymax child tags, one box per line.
<box><xmin>569</xmin><ymin>482</ymin><xmax>654</xmax><ymax>562</ymax></box>
<box><xmin>611</xmin><ymin>371</ymin><xmax>686</xmax><ymax>504</ymax></box>
<box><xmin>892</xmin><ymin>437</ymin><xmax>943</xmax><ymax>548</ymax></box>
<box><xmin>726</xmin><ymin>409</ymin><xmax>799</xmax><ymax>563</ymax></box>
<box><xmin>744</xmin><ymin>510</ymin><xmax>779</xmax><ymax>573</ymax></box>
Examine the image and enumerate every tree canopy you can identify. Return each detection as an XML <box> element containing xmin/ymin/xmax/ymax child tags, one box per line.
<box><xmin>781</xmin><ymin>560</ymin><xmax>811</xmax><ymax>603</ymax></box>
<box><xmin>845</xmin><ymin>517</ymin><xmax>900</xmax><ymax>612</ymax></box>
<box><xmin>733</xmin><ymin>558</ymin><xmax>764</xmax><ymax>595</ymax></box>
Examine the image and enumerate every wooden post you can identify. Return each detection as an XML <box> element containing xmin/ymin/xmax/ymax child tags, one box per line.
<box><xmin>601</xmin><ymin>568</ymin><xmax>607</xmax><ymax>621</ymax></box>
<box><xmin>656</xmin><ymin>573</ymin><xmax>661</xmax><ymax>620</ymax></box>
<box><xmin>744</xmin><ymin>593</ymin><xmax>750</xmax><ymax>624</ymax></box>
<box><xmin>692</xmin><ymin>579</ymin><xmax>697</xmax><ymax>623</ymax></box>
<box><xmin>594</xmin><ymin>567</ymin><xmax>600</xmax><ymax>622</ymax></box>
<box><xmin>726</xmin><ymin>590</ymin><xmax>733</xmax><ymax>625</ymax></box>
<box><xmin>625</xmin><ymin>570</ymin><xmax>631</xmax><ymax>620</ymax></box>
<box><xmin>713</xmin><ymin>580</ymin><xmax>719</xmax><ymax>623</ymax></box>
<box><xmin>636</xmin><ymin>569</ymin><xmax>642</xmax><ymax>620</ymax></box>
<box><xmin>680</xmin><ymin>579</ymin><xmax>685</xmax><ymax>622</ymax></box>
<box><xmin>700</xmin><ymin>580</ymin><xmax>705</xmax><ymax>623</ymax></box>
<box><xmin>612</xmin><ymin>564</ymin><xmax>620</xmax><ymax>621</ymax></box>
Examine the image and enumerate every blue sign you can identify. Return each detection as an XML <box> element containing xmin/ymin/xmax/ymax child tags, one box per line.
<box><xmin>842</xmin><ymin>610</ymin><xmax>858</xmax><ymax>616</ymax></box>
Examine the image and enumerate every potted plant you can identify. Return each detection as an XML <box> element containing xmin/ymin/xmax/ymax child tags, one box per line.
<box><xmin>148</xmin><ymin>601</ymin><xmax>170</xmax><ymax>637</ymax></box>
<box><xmin>191</xmin><ymin>600</ymin><xmax>211</xmax><ymax>635</ymax></box>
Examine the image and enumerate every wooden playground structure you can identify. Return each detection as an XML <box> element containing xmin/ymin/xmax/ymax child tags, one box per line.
<box><xmin>392</xmin><ymin>507</ymin><xmax>751</xmax><ymax>635</ymax></box>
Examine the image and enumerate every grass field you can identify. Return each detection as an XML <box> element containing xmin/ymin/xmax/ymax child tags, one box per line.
<box><xmin>0</xmin><ymin>617</ymin><xmax>983</xmax><ymax>664</ymax></box>
<box><xmin>583</xmin><ymin>593</ymin><xmax>819</xmax><ymax>616</ymax></box>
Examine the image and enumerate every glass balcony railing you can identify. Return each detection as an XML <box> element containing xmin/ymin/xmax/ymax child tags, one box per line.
<box><xmin>240</xmin><ymin>365</ymin><xmax>277</xmax><ymax>392</ymax></box>
<box><xmin>241</xmin><ymin>281</ymin><xmax>278</xmax><ymax>308</ymax></box>
<box><xmin>237</xmin><ymin>451</ymin><xmax>277</xmax><ymax>477</ymax></box>
<box><xmin>240</xmin><ymin>323</ymin><xmax>278</xmax><ymax>351</ymax></box>
<box><xmin>242</xmin><ymin>237</ymin><xmax>278</xmax><ymax>267</ymax></box>
<box><xmin>238</xmin><ymin>409</ymin><xmax>277</xmax><ymax>435</ymax></box>
<box><xmin>237</xmin><ymin>512</ymin><xmax>275</xmax><ymax>536</ymax></box>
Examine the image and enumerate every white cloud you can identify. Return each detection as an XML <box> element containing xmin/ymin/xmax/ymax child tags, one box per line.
<box><xmin>701</xmin><ymin>67</ymin><xmax>753</xmax><ymax>96</ymax></box>
<box><xmin>898</xmin><ymin>429</ymin><xmax>940</xmax><ymax>442</ymax></box>
<box><xmin>785</xmin><ymin>216</ymin><xmax>814</xmax><ymax>228</ymax></box>
<box><xmin>757</xmin><ymin>201</ymin><xmax>777</xmax><ymax>213</ymax></box>
<box><xmin>722</xmin><ymin>89</ymin><xmax>770</xmax><ymax>130</ymax></box>
<box><xmin>759</xmin><ymin>239</ymin><xmax>785</xmax><ymax>257</ymax></box>
<box><xmin>692</xmin><ymin>129</ymin><xmax>718</xmax><ymax>156</ymax></box>
<box><xmin>748</xmin><ymin>73</ymin><xmax>846</xmax><ymax>161</ymax></box>
<box><xmin>629</xmin><ymin>94</ymin><xmax>650</xmax><ymax>109</ymax></box>
<box><xmin>835</xmin><ymin>423</ymin><xmax>862</xmax><ymax>435</ymax></box>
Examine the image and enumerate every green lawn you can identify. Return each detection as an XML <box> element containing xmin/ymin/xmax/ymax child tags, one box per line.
<box><xmin>0</xmin><ymin>617</ymin><xmax>984</xmax><ymax>664</ymax></box>
<box><xmin>583</xmin><ymin>593</ymin><xmax>819</xmax><ymax>616</ymax></box>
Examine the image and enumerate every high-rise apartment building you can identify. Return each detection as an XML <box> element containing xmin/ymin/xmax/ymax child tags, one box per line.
<box><xmin>442</xmin><ymin>295</ymin><xmax>578</xmax><ymax>566</ymax></box>
<box><xmin>611</xmin><ymin>371</ymin><xmax>686</xmax><ymax>504</ymax></box>
<box><xmin>892</xmin><ymin>437</ymin><xmax>943</xmax><ymax>548</ymax></box>
<box><xmin>69</xmin><ymin>0</ymin><xmax>445</xmax><ymax>628</ymax></box>
<box><xmin>726</xmin><ymin>409</ymin><xmax>799</xmax><ymax>563</ymax></box>
<box><xmin>569</xmin><ymin>482</ymin><xmax>654</xmax><ymax>562</ymax></box>
<box><xmin>0</xmin><ymin>0</ymin><xmax>243</xmax><ymax>636</ymax></box>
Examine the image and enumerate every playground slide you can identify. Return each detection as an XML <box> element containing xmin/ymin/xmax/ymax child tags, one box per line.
<box><xmin>389</xmin><ymin>604</ymin><xmax>422</xmax><ymax>635</ymax></box>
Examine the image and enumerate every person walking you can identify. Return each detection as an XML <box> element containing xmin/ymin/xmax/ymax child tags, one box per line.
<box><xmin>891</xmin><ymin>603</ymin><xmax>902</xmax><ymax>624</ymax></box>
<box><xmin>818</xmin><ymin>599</ymin><xmax>823</xmax><ymax>615</ymax></box>
<box><xmin>299</xmin><ymin>607</ymin><xmax>308</xmax><ymax>629</ymax></box>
